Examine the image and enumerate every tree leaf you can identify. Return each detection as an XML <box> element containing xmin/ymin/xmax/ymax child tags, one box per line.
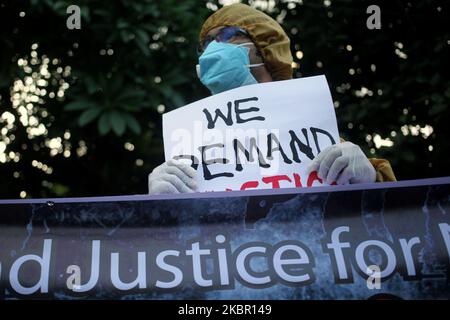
<box><xmin>98</xmin><ymin>113</ymin><xmax>111</xmax><ymax>135</ymax></box>
<box><xmin>78</xmin><ymin>108</ymin><xmax>101</xmax><ymax>127</ymax></box>
<box><xmin>135</xmin><ymin>38</ymin><xmax>150</xmax><ymax>56</ymax></box>
<box><xmin>124</xmin><ymin>113</ymin><xmax>142</xmax><ymax>135</ymax></box>
<box><xmin>135</xmin><ymin>29</ymin><xmax>150</xmax><ymax>45</ymax></box>
<box><xmin>170</xmin><ymin>92</ymin><xmax>185</xmax><ymax>108</ymax></box>
<box><xmin>110</xmin><ymin>110</ymin><xmax>126</xmax><ymax>136</ymax></box>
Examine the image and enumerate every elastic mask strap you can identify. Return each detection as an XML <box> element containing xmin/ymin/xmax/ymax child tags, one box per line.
<box><xmin>236</xmin><ymin>42</ymin><xmax>255</xmax><ymax>48</ymax></box>
<box><xmin>236</xmin><ymin>43</ymin><xmax>264</xmax><ymax>68</ymax></box>
<box><xmin>247</xmin><ymin>63</ymin><xmax>265</xmax><ymax>68</ymax></box>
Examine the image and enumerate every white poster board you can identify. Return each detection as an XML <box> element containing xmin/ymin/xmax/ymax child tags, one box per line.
<box><xmin>163</xmin><ymin>75</ymin><xmax>340</xmax><ymax>192</ymax></box>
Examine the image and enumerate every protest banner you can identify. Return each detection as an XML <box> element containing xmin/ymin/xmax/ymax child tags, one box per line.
<box><xmin>0</xmin><ymin>177</ymin><xmax>449</xmax><ymax>300</ymax></box>
<box><xmin>163</xmin><ymin>75</ymin><xmax>339</xmax><ymax>192</ymax></box>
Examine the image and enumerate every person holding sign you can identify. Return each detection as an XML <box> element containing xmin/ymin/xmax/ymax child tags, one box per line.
<box><xmin>148</xmin><ymin>3</ymin><xmax>396</xmax><ymax>194</ymax></box>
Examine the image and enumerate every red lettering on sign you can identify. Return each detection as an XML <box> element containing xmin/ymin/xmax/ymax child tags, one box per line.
<box><xmin>240</xmin><ymin>181</ymin><xmax>259</xmax><ymax>190</ymax></box>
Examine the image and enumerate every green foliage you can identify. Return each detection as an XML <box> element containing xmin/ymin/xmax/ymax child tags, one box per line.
<box><xmin>0</xmin><ymin>0</ymin><xmax>210</xmax><ymax>198</ymax></box>
<box><xmin>266</xmin><ymin>0</ymin><xmax>449</xmax><ymax>182</ymax></box>
<box><xmin>0</xmin><ymin>0</ymin><xmax>448</xmax><ymax>199</ymax></box>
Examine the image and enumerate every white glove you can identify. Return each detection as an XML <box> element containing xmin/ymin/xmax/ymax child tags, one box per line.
<box><xmin>148</xmin><ymin>159</ymin><xmax>197</xmax><ymax>194</ymax></box>
<box><xmin>307</xmin><ymin>142</ymin><xmax>376</xmax><ymax>185</ymax></box>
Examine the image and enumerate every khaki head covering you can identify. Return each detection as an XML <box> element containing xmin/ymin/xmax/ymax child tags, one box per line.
<box><xmin>199</xmin><ymin>3</ymin><xmax>293</xmax><ymax>81</ymax></box>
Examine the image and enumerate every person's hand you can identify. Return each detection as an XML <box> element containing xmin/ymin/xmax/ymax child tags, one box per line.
<box><xmin>148</xmin><ymin>159</ymin><xmax>197</xmax><ymax>194</ymax></box>
<box><xmin>307</xmin><ymin>142</ymin><xmax>376</xmax><ymax>185</ymax></box>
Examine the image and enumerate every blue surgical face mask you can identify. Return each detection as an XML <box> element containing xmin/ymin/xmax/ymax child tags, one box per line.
<box><xmin>196</xmin><ymin>41</ymin><xmax>264</xmax><ymax>95</ymax></box>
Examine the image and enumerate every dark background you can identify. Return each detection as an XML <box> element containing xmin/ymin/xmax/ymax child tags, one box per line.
<box><xmin>0</xmin><ymin>0</ymin><xmax>448</xmax><ymax>199</ymax></box>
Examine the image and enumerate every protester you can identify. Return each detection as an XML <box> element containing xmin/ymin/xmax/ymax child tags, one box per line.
<box><xmin>148</xmin><ymin>4</ymin><xmax>396</xmax><ymax>194</ymax></box>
